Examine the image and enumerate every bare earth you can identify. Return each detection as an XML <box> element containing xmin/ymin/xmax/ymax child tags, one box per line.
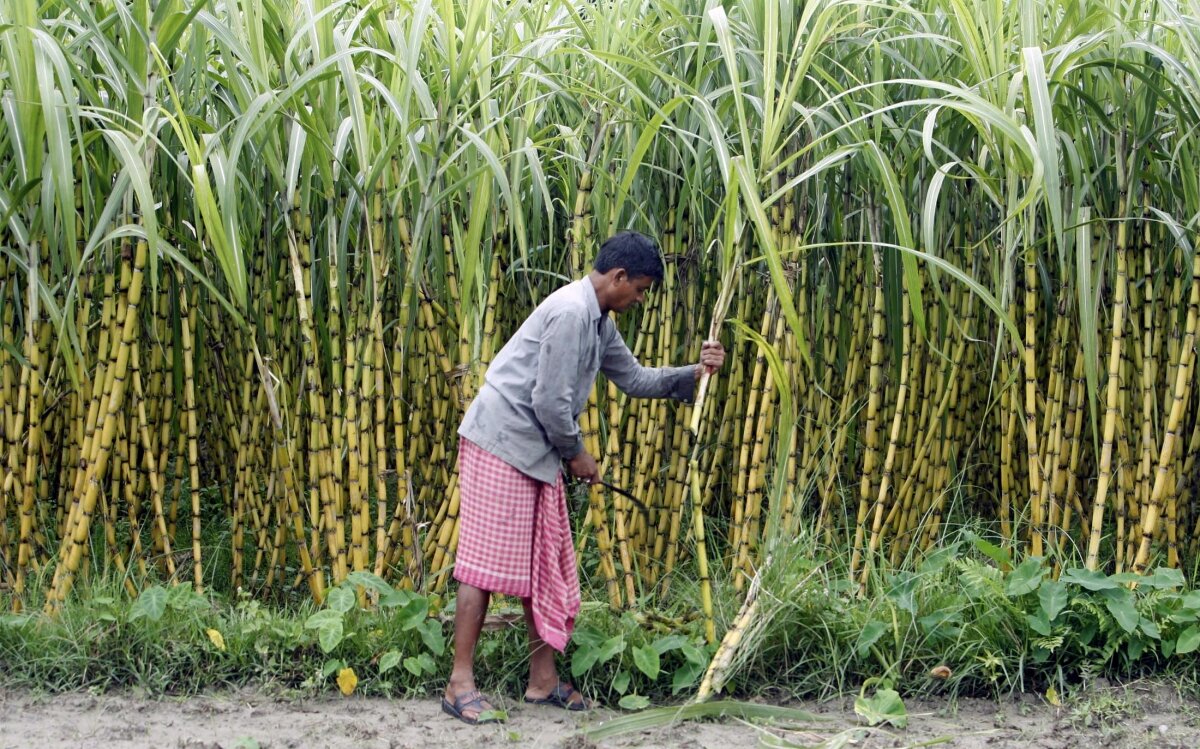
<box><xmin>2</xmin><ymin>681</ymin><xmax>1199</xmax><ymax>749</ymax></box>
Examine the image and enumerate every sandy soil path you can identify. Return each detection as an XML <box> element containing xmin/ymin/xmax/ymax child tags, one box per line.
<box><xmin>2</xmin><ymin>681</ymin><xmax>1198</xmax><ymax>748</ymax></box>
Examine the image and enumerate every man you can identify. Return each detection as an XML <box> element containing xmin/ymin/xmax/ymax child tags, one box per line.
<box><xmin>441</xmin><ymin>230</ymin><xmax>726</xmax><ymax>724</ymax></box>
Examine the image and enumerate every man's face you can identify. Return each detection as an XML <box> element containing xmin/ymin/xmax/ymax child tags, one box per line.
<box><xmin>612</xmin><ymin>272</ymin><xmax>654</xmax><ymax>313</ymax></box>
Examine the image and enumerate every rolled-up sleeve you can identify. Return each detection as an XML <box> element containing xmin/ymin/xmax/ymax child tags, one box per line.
<box><xmin>532</xmin><ymin>312</ymin><xmax>586</xmax><ymax>460</ymax></box>
<box><xmin>601</xmin><ymin>330</ymin><xmax>697</xmax><ymax>401</ymax></box>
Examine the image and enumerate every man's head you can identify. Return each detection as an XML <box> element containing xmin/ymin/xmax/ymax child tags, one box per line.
<box><xmin>591</xmin><ymin>231</ymin><xmax>663</xmax><ymax>314</ymax></box>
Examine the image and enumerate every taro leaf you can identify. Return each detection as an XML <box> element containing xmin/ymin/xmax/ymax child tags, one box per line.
<box><xmin>856</xmin><ymin>620</ymin><xmax>889</xmax><ymax>657</ymax></box>
<box><xmin>1179</xmin><ymin>591</ymin><xmax>1200</xmax><ymax>612</ymax></box>
<box><xmin>672</xmin><ymin>661</ymin><xmax>704</xmax><ymax>694</ymax></box>
<box><xmin>1027</xmin><ymin>611</ymin><xmax>1052</xmax><ymax>637</ymax></box>
<box><xmin>379</xmin><ymin>650</ymin><xmax>402</xmax><ymax>674</ymax></box>
<box><xmin>1139</xmin><ymin>618</ymin><xmax>1161</xmax><ymax>640</ymax></box>
<box><xmin>417</xmin><ymin>653</ymin><xmax>436</xmax><ymax>673</ymax></box>
<box><xmin>1038</xmin><ymin>580</ymin><xmax>1069</xmax><ymax>621</ymax></box>
<box><xmin>681</xmin><ymin>643</ymin><xmax>709</xmax><ymax>667</ymax></box>
<box><xmin>1005</xmin><ymin>558</ymin><xmax>1045</xmax><ymax>597</ymax></box>
<box><xmin>918</xmin><ymin>610</ymin><xmax>962</xmax><ymax>631</ymax></box>
<box><xmin>403</xmin><ymin>656</ymin><xmax>424</xmax><ymax>676</ymax></box>
<box><xmin>1140</xmin><ymin>567</ymin><xmax>1186</xmax><ymax>589</ymax></box>
<box><xmin>326</xmin><ymin>586</ymin><xmax>356</xmax><ymax>614</ymax></box>
<box><xmin>571</xmin><ymin>643</ymin><xmax>600</xmax><ymax>678</ymax></box>
<box><xmin>1060</xmin><ymin>568</ymin><xmax>1120</xmax><ymax>591</ymax></box>
<box><xmin>917</xmin><ymin>611</ymin><xmax>963</xmax><ymax>642</ymax></box>
<box><xmin>633</xmin><ymin>644</ymin><xmax>661</xmax><ymax>680</ymax></box>
<box><xmin>854</xmin><ymin>688</ymin><xmax>908</xmax><ymax>728</ymax></box>
<box><xmin>318</xmin><ymin>620</ymin><xmax>344</xmax><ymax>653</ymax></box>
<box><xmin>595</xmin><ymin>635</ymin><xmax>626</xmax><ymax>664</ymax></box>
<box><xmin>918</xmin><ymin>542</ymin><xmax>961</xmax><ymax>575</ymax></box>
<box><xmin>305</xmin><ymin>610</ymin><xmax>343</xmax><ymax>629</ymax></box>
<box><xmin>130</xmin><ymin>586</ymin><xmax>168</xmax><ymax>622</ymax></box>
<box><xmin>1175</xmin><ymin>625</ymin><xmax>1200</xmax><ymax>655</ymax></box>
<box><xmin>167</xmin><ymin>584</ymin><xmax>208</xmax><ymax>612</ymax></box>
<box><xmin>612</xmin><ymin>669</ymin><xmax>631</xmax><ymax>695</ymax></box>
<box><xmin>618</xmin><ymin>694</ymin><xmax>651</xmax><ymax>711</ymax></box>
<box><xmin>1128</xmin><ymin>638</ymin><xmax>1146</xmax><ymax>660</ymax></box>
<box><xmin>418</xmin><ymin>619</ymin><xmax>445</xmax><ymax>656</ymax></box>
<box><xmin>381</xmin><ymin>589</ymin><xmax>415</xmax><ymax>609</ymax></box>
<box><xmin>345</xmin><ymin>571</ymin><xmax>394</xmax><ymax>596</ymax></box>
<box><xmin>398</xmin><ymin>597</ymin><xmax>430</xmax><ymax>630</ymax></box>
<box><xmin>886</xmin><ymin>572</ymin><xmax>919</xmax><ymax>614</ymax></box>
<box><xmin>321</xmin><ymin>659</ymin><xmax>346</xmax><ymax>678</ymax></box>
<box><xmin>651</xmin><ymin>635</ymin><xmax>690</xmax><ymax>654</ymax></box>
<box><xmin>1100</xmin><ymin>588</ymin><xmax>1139</xmax><ymax>633</ymax></box>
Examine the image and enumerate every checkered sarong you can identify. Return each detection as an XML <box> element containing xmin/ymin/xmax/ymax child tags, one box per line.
<box><xmin>454</xmin><ymin>438</ymin><xmax>581</xmax><ymax>652</ymax></box>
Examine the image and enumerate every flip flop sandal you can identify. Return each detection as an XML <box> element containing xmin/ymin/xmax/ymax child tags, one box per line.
<box><xmin>524</xmin><ymin>681</ymin><xmax>591</xmax><ymax>711</ymax></box>
<box><xmin>442</xmin><ymin>690</ymin><xmax>501</xmax><ymax>725</ymax></box>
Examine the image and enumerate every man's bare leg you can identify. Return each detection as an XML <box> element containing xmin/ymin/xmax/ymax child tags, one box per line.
<box><xmin>444</xmin><ymin>583</ymin><xmax>496</xmax><ymax>720</ymax></box>
<box><xmin>522</xmin><ymin>597</ymin><xmax>587</xmax><ymax>707</ymax></box>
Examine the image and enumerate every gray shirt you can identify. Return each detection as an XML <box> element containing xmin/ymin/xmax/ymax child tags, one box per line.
<box><xmin>458</xmin><ymin>276</ymin><xmax>697</xmax><ymax>484</ymax></box>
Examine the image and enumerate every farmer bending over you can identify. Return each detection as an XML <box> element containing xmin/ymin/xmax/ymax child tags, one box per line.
<box><xmin>442</xmin><ymin>230</ymin><xmax>726</xmax><ymax>724</ymax></box>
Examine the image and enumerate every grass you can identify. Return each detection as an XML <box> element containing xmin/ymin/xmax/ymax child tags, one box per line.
<box><xmin>4</xmin><ymin>516</ymin><xmax>1198</xmax><ymax>705</ymax></box>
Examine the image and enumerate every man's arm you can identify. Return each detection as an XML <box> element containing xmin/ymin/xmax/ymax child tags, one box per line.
<box><xmin>601</xmin><ymin>328</ymin><xmax>723</xmax><ymax>400</ymax></box>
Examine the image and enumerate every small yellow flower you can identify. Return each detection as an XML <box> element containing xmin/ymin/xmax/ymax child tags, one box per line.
<box><xmin>205</xmin><ymin>628</ymin><xmax>226</xmax><ymax>652</ymax></box>
<box><xmin>337</xmin><ymin>667</ymin><xmax>358</xmax><ymax>696</ymax></box>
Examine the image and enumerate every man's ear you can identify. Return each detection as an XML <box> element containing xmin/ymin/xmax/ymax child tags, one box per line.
<box><xmin>612</xmin><ymin>268</ymin><xmax>628</xmax><ymax>284</ymax></box>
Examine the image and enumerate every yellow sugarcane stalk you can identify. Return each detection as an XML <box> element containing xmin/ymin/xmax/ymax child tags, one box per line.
<box><xmin>46</xmin><ymin>238</ymin><xmax>148</xmax><ymax>610</ymax></box>
<box><xmin>849</xmin><ymin>245</ymin><xmax>885</xmax><ymax>583</ymax></box>
<box><xmin>863</xmin><ymin>281</ymin><xmax>912</xmax><ymax>583</ymax></box>
<box><xmin>1130</xmin><ymin>247</ymin><xmax>1200</xmax><ymax>575</ymax></box>
<box><xmin>1085</xmin><ymin>212</ymin><xmax>1129</xmax><ymax>570</ymax></box>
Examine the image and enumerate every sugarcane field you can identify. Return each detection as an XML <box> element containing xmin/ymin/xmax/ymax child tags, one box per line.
<box><xmin>4</xmin><ymin>0</ymin><xmax>1200</xmax><ymax>746</ymax></box>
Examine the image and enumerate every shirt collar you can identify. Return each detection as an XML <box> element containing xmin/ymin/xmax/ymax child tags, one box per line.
<box><xmin>580</xmin><ymin>275</ymin><xmax>602</xmax><ymax>323</ymax></box>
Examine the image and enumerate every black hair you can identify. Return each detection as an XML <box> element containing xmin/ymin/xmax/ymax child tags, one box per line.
<box><xmin>593</xmin><ymin>230</ymin><xmax>664</xmax><ymax>282</ymax></box>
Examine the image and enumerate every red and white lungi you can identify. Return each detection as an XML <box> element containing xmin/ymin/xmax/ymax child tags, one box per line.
<box><xmin>453</xmin><ymin>438</ymin><xmax>582</xmax><ymax>652</ymax></box>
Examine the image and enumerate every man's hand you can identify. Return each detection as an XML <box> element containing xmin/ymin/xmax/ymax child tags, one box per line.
<box><xmin>567</xmin><ymin>451</ymin><xmax>600</xmax><ymax>484</ymax></box>
<box><xmin>695</xmin><ymin>340</ymin><xmax>726</xmax><ymax>379</ymax></box>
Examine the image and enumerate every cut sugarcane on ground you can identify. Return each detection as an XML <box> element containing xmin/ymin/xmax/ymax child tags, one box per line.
<box><xmin>3</xmin><ymin>0</ymin><xmax>1200</xmax><ymax>712</ymax></box>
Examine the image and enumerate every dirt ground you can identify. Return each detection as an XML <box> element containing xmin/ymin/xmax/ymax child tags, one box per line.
<box><xmin>2</xmin><ymin>680</ymin><xmax>1199</xmax><ymax>749</ymax></box>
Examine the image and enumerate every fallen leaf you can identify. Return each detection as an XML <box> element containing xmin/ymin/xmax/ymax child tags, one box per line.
<box><xmin>205</xmin><ymin>628</ymin><xmax>226</xmax><ymax>652</ymax></box>
<box><xmin>337</xmin><ymin>667</ymin><xmax>358</xmax><ymax>696</ymax></box>
<box><xmin>930</xmin><ymin>665</ymin><xmax>952</xmax><ymax>679</ymax></box>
